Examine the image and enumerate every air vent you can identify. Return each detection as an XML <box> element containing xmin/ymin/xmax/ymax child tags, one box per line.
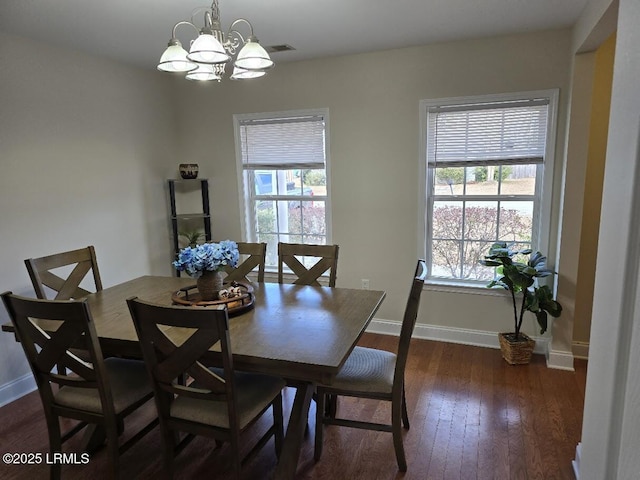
<box><xmin>265</xmin><ymin>44</ymin><xmax>296</xmax><ymax>53</ymax></box>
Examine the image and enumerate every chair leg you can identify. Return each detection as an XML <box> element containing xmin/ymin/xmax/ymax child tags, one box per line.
<box><xmin>48</xmin><ymin>416</ymin><xmax>62</xmax><ymax>480</ymax></box>
<box><xmin>314</xmin><ymin>391</ymin><xmax>326</xmax><ymax>462</ymax></box>
<box><xmin>401</xmin><ymin>385</ymin><xmax>410</xmax><ymax>429</ymax></box>
<box><xmin>325</xmin><ymin>394</ymin><xmax>338</xmax><ymax>418</ymax></box>
<box><xmin>273</xmin><ymin>393</ymin><xmax>284</xmax><ymax>457</ymax></box>
<box><xmin>230</xmin><ymin>430</ymin><xmax>242</xmax><ymax>480</ymax></box>
<box><xmin>105</xmin><ymin>422</ymin><xmax>120</xmax><ymax>479</ymax></box>
<box><xmin>391</xmin><ymin>397</ymin><xmax>407</xmax><ymax>472</ymax></box>
<box><xmin>161</xmin><ymin>426</ymin><xmax>176</xmax><ymax>479</ymax></box>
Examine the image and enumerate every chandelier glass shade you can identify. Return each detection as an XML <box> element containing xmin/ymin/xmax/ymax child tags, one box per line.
<box><xmin>231</xmin><ymin>66</ymin><xmax>266</xmax><ymax>80</ymax></box>
<box><xmin>187</xmin><ymin>34</ymin><xmax>229</xmax><ymax>64</ymax></box>
<box><xmin>186</xmin><ymin>64</ymin><xmax>223</xmax><ymax>81</ymax></box>
<box><xmin>157</xmin><ymin>0</ymin><xmax>273</xmax><ymax>82</ymax></box>
<box><xmin>157</xmin><ymin>40</ymin><xmax>197</xmax><ymax>73</ymax></box>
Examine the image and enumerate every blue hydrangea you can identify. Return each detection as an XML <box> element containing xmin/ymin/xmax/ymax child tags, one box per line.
<box><xmin>173</xmin><ymin>240</ymin><xmax>239</xmax><ymax>278</ymax></box>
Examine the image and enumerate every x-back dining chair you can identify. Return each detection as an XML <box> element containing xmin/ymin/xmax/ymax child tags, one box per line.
<box><xmin>277</xmin><ymin>242</ymin><xmax>340</xmax><ymax>417</ymax></box>
<box><xmin>0</xmin><ymin>292</ymin><xmax>157</xmax><ymax>480</ymax></box>
<box><xmin>25</xmin><ymin>246</ymin><xmax>105</xmax><ymax>374</ymax></box>
<box><xmin>25</xmin><ymin>246</ymin><xmax>103</xmax><ymax>300</ymax></box>
<box><xmin>314</xmin><ymin>259</ymin><xmax>427</xmax><ymax>472</ymax></box>
<box><xmin>277</xmin><ymin>242</ymin><xmax>339</xmax><ymax>287</ymax></box>
<box><xmin>126</xmin><ymin>298</ymin><xmax>285</xmax><ymax>480</ymax></box>
<box><xmin>223</xmin><ymin>241</ymin><xmax>267</xmax><ymax>283</ymax></box>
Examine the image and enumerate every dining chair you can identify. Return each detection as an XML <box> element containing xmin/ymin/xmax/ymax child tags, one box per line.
<box><xmin>277</xmin><ymin>242</ymin><xmax>340</xmax><ymax>417</ymax></box>
<box><xmin>314</xmin><ymin>259</ymin><xmax>427</xmax><ymax>472</ymax></box>
<box><xmin>223</xmin><ymin>241</ymin><xmax>267</xmax><ymax>283</ymax></box>
<box><xmin>126</xmin><ymin>298</ymin><xmax>285</xmax><ymax>480</ymax></box>
<box><xmin>25</xmin><ymin>246</ymin><xmax>105</xmax><ymax>374</ymax></box>
<box><xmin>277</xmin><ymin>242</ymin><xmax>339</xmax><ymax>287</ymax></box>
<box><xmin>0</xmin><ymin>292</ymin><xmax>157</xmax><ymax>480</ymax></box>
<box><xmin>25</xmin><ymin>246</ymin><xmax>103</xmax><ymax>300</ymax></box>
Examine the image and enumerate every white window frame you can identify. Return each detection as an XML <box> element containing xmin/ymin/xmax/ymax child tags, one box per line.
<box><xmin>233</xmin><ymin>108</ymin><xmax>332</xmax><ymax>268</ymax></box>
<box><xmin>418</xmin><ymin>90</ymin><xmax>559</xmax><ymax>289</ymax></box>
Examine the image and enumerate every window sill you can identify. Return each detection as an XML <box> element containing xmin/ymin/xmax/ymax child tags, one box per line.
<box><xmin>423</xmin><ymin>279</ymin><xmax>508</xmax><ymax>297</ymax></box>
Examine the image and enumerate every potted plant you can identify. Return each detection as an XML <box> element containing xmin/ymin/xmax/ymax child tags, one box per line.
<box><xmin>479</xmin><ymin>242</ymin><xmax>563</xmax><ymax>365</ymax></box>
<box><xmin>179</xmin><ymin>230</ymin><xmax>204</xmax><ymax>248</ymax></box>
<box><xmin>173</xmin><ymin>240</ymin><xmax>239</xmax><ymax>301</ymax></box>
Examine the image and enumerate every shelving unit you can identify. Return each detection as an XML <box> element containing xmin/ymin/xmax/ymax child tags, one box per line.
<box><xmin>168</xmin><ymin>179</ymin><xmax>212</xmax><ymax>276</ymax></box>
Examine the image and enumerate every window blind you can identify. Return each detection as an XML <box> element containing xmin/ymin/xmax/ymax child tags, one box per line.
<box><xmin>239</xmin><ymin>115</ymin><xmax>326</xmax><ymax>169</ymax></box>
<box><xmin>427</xmin><ymin>99</ymin><xmax>549</xmax><ymax>167</ymax></box>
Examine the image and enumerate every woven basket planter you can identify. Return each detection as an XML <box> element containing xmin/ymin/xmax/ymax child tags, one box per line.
<box><xmin>498</xmin><ymin>332</ymin><xmax>535</xmax><ymax>365</ymax></box>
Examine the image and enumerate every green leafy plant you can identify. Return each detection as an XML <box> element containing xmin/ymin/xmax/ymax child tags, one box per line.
<box><xmin>479</xmin><ymin>242</ymin><xmax>562</xmax><ymax>340</ymax></box>
<box><xmin>302</xmin><ymin>169</ymin><xmax>326</xmax><ymax>186</ymax></box>
<box><xmin>473</xmin><ymin>165</ymin><xmax>512</xmax><ymax>182</ymax></box>
<box><xmin>179</xmin><ymin>230</ymin><xmax>204</xmax><ymax>247</ymax></box>
<box><xmin>436</xmin><ymin>167</ymin><xmax>465</xmax><ymax>185</ymax></box>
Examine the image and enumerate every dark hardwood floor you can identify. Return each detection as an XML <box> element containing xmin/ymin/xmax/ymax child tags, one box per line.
<box><xmin>0</xmin><ymin>333</ymin><xmax>586</xmax><ymax>479</ymax></box>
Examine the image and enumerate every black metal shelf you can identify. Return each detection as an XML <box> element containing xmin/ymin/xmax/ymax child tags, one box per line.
<box><xmin>168</xmin><ymin>179</ymin><xmax>212</xmax><ymax>276</ymax></box>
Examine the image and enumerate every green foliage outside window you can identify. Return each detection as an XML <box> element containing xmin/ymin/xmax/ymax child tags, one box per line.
<box><xmin>302</xmin><ymin>170</ymin><xmax>326</xmax><ymax>186</ymax></box>
<box><xmin>474</xmin><ymin>166</ymin><xmax>512</xmax><ymax>182</ymax></box>
<box><xmin>436</xmin><ymin>166</ymin><xmax>513</xmax><ymax>185</ymax></box>
<box><xmin>257</xmin><ymin>206</ymin><xmax>275</xmax><ymax>233</ymax></box>
<box><xmin>435</xmin><ymin>167</ymin><xmax>465</xmax><ymax>185</ymax></box>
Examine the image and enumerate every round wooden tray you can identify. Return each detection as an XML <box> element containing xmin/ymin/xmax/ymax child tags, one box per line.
<box><xmin>171</xmin><ymin>281</ymin><xmax>255</xmax><ymax>317</ymax></box>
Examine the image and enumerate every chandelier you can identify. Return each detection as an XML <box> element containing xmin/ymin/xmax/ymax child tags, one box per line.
<box><xmin>157</xmin><ymin>0</ymin><xmax>274</xmax><ymax>82</ymax></box>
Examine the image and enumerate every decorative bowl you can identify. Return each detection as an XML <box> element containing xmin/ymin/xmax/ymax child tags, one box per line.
<box><xmin>179</xmin><ymin>163</ymin><xmax>199</xmax><ymax>179</ymax></box>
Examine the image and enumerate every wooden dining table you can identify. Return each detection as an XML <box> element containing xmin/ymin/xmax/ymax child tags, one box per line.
<box><xmin>4</xmin><ymin>275</ymin><xmax>386</xmax><ymax>479</ymax></box>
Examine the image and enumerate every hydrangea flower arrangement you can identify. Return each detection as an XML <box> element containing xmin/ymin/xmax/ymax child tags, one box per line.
<box><xmin>173</xmin><ymin>240</ymin><xmax>239</xmax><ymax>278</ymax></box>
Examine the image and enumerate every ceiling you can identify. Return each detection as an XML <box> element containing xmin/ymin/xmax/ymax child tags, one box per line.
<box><xmin>0</xmin><ymin>0</ymin><xmax>588</xmax><ymax>70</ymax></box>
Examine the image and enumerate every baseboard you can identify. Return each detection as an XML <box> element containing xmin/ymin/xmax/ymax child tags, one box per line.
<box><xmin>572</xmin><ymin>341</ymin><xmax>589</xmax><ymax>359</ymax></box>
<box><xmin>547</xmin><ymin>349</ymin><xmax>576</xmax><ymax>371</ymax></box>
<box><xmin>572</xmin><ymin>442</ymin><xmax>582</xmax><ymax>479</ymax></box>
<box><xmin>367</xmin><ymin>318</ymin><xmax>582</xmax><ymax>370</ymax></box>
<box><xmin>0</xmin><ymin>372</ymin><xmax>36</xmax><ymax>408</ymax></box>
<box><xmin>366</xmin><ymin>318</ymin><xmax>549</xmax><ymax>354</ymax></box>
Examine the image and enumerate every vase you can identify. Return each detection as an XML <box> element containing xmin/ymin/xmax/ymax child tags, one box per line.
<box><xmin>179</xmin><ymin>163</ymin><xmax>199</xmax><ymax>180</ymax></box>
<box><xmin>196</xmin><ymin>270</ymin><xmax>224</xmax><ymax>301</ymax></box>
<box><xmin>498</xmin><ymin>332</ymin><xmax>535</xmax><ymax>365</ymax></box>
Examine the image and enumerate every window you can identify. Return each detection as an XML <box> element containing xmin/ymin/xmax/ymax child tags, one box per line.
<box><xmin>420</xmin><ymin>91</ymin><xmax>558</xmax><ymax>285</ymax></box>
<box><xmin>234</xmin><ymin>109</ymin><xmax>330</xmax><ymax>268</ymax></box>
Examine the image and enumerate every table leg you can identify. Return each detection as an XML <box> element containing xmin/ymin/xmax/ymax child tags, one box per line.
<box><xmin>273</xmin><ymin>382</ymin><xmax>314</xmax><ymax>480</ymax></box>
<box><xmin>81</xmin><ymin>424</ymin><xmax>105</xmax><ymax>453</ymax></box>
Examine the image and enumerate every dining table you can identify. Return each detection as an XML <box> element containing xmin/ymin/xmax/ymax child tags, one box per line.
<box><xmin>3</xmin><ymin>275</ymin><xmax>386</xmax><ymax>480</ymax></box>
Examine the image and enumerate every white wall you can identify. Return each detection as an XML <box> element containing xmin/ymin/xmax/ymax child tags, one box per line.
<box><xmin>172</xmin><ymin>29</ymin><xmax>572</xmax><ymax>342</ymax></box>
<box><xmin>551</xmin><ymin>50</ymin><xmax>596</xmax><ymax>367</ymax></box>
<box><xmin>0</xmin><ymin>27</ymin><xmax>579</xmax><ymax>403</ymax></box>
<box><xmin>0</xmin><ymin>32</ymin><xmax>178</xmax><ymax>401</ymax></box>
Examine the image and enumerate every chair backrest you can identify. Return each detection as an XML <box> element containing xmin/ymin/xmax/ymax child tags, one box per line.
<box><xmin>0</xmin><ymin>291</ymin><xmax>115</xmax><ymax>418</ymax></box>
<box><xmin>277</xmin><ymin>242</ymin><xmax>339</xmax><ymax>287</ymax></box>
<box><xmin>224</xmin><ymin>242</ymin><xmax>267</xmax><ymax>283</ymax></box>
<box><xmin>25</xmin><ymin>246</ymin><xmax>103</xmax><ymax>300</ymax></box>
<box><xmin>126</xmin><ymin>298</ymin><xmax>238</xmax><ymax>429</ymax></box>
<box><xmin>393</xmin><ymin>260</ymin><xmax>427</xmax><ymax>389</ymax></box>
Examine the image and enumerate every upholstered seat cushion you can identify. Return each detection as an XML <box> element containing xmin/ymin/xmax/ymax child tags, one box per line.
<box><xmin>327</xmin><ymin>346</ymin><xmax>396</xmax><ymax>394</ymax></box>
<box><xmin>54</xmin><ymin>357</ymin><xmax>152</xmax><ymax>414</ymax></box>
<box><xmin>171</xmin><ymin>370</ymin><xmax>285</xmax><ymax>430</ymax></box>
